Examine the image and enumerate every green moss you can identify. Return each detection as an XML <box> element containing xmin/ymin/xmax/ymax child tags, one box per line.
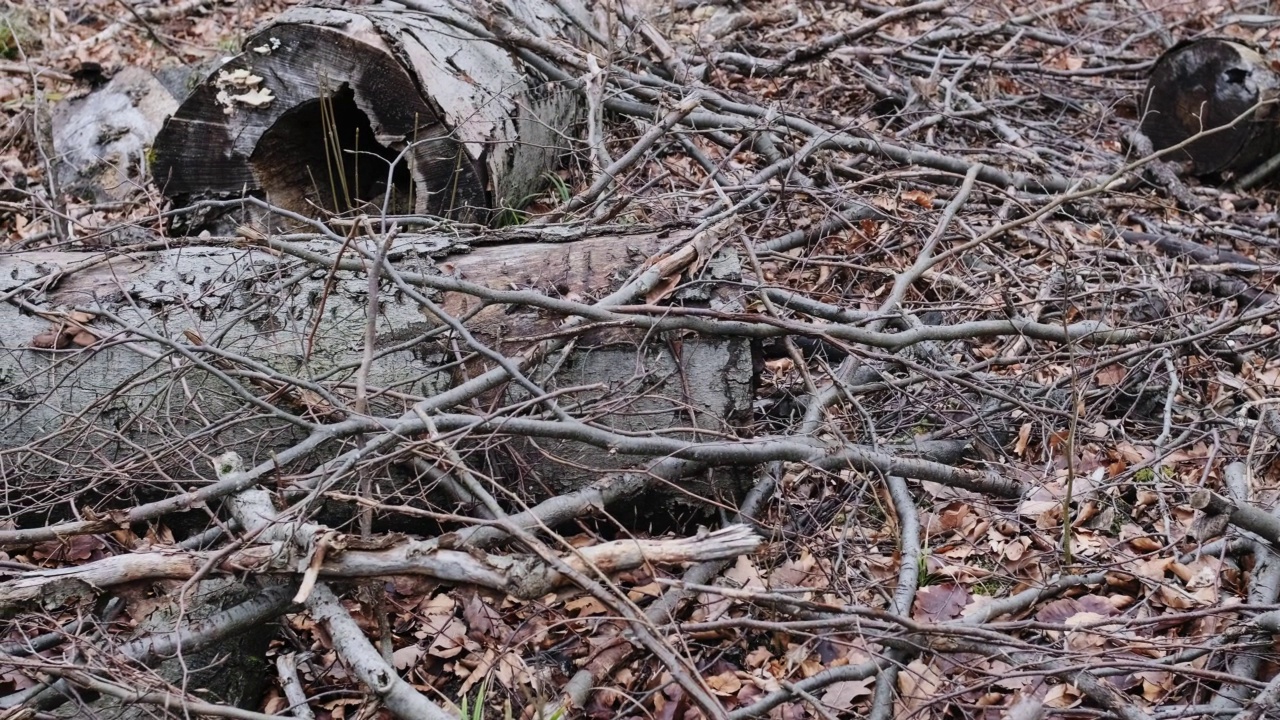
<box><xmin>970</xmin><ymin>577</ymin><xmax>1010</xmax><ymax>597</ymax></box>
<box><xmin>0</xmin><ymin>10</ymin><xmax>39</xmax><ymax>60</ymax></box>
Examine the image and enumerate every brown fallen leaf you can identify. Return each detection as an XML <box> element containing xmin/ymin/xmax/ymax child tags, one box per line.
<box><xmin>1043</xmin><ymin>682</ymin><xmax>1081</xmax><ymax>708</ymax></box>
<box><xmin>392</xmin><ymin>643</ymin><xmax>425</xmax><ymax>670</ymax></box>
<box><xmin>705</xmin><ymin>671</ymin><xmax>742</xmax><ymax>696</ymax></box>
<box><xmin>643</xmin><ymin>271</ymin><xmax>682</xmax><ymax>304</ymax></box>
<box><xmin>913</xmin><ymin>583</ymin><xmax>970</xmax><ymax>622</ymax></box>
<box><xmin>821</xmin><ymin>678</ymin><xmax>874</xmax><ymax>709</ymax></box>
<box><xmin>30</xmin><ymin>331</ymin><xmax>69</xmax><ymax>349</ymax></box>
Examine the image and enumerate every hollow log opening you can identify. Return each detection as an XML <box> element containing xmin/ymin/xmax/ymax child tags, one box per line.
<box><xmin>250</xmin><ymin>85</ymin><xmax>414</xmax><ymax>216</ymax></box>
<box><xmin>151</xmin><ymin>16</ymin><xmax>500</xmax><ymax>230</ymax></box>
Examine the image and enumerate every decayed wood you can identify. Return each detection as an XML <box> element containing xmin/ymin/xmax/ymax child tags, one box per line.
<box><xmin>0</xmin><ymin>227</ymin><xmax>752</xmax><ymax>512</ymax></box>
<box><xmin>151</xmin><ymin>1</ymin><xmax>584</xmax><ymax>226</ymax></box>
<box><xmin>50</xmin><ymin>67</ymin><xmax>179</xmax><ymax>201</ymax></box>
<box><xmin>1140</xmin><ymin>38</ymin><xmax>1280</xmax><ymax>175</ymax></box>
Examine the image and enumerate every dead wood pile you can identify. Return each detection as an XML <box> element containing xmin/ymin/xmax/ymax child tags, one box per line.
<box><xmin>3</xmin><ymin>1</ymin><xmax>1280</xmax><ymax>719</ymax></box>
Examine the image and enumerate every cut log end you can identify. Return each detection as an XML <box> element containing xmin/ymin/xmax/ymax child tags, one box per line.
<box><xmin>247</xmin><ymin>84</ymin><xmax>419</xmax><ymax>217</ymax></box>
<box><xmin>153</xmin><ymin>20</ymin><xmax>486</xmax><ymax>224</ymax></box>
<box><xmin>1140</xmin><ymin>38</ymin><xmax>1280</xmax><ymax>175</ymax></box>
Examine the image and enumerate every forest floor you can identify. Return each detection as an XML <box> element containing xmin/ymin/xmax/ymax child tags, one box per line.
<box><xmin>6</xmin><ymin>1</ymin><xmax>1280</xmax><ymax>719</ymax></box>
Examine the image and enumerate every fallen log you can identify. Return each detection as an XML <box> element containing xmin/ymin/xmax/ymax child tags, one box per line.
<box><xmin>150</xmin><ymin>1</ymin><xmax>586</xmax><ymax>228</ymax></box>
<box><xmin>0</xmin><ymin>227</ymin><xmax>753</xmax><ymax>527</ymax></box>
<box><xmin>50</xmin><ymin>67</ymin><xmax>180</xmax><ymax>202</ymax></box>
<box><xmin>1140</xmin><ymin>38</ymin><xmax>1280</xmax><ymax>176</ymax></box>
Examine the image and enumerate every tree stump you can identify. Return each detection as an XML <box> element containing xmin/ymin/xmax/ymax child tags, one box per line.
<box><xmin>1140</xmin><ymin>38</ymin><xmax>1280</xmax><ymax>175</ymax></box>
<box><xmin>150</xmin><ymin>2</ymin><xmax>584</xmax><ymax>227</ymax></box>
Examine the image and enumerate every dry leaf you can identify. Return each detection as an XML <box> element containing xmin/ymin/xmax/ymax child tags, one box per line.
<box><xmin>898</xmin><ymin>658</ymin><xmax>942</xmax><ymax>712</ymax></box>
<box><xmin>393</xmin><ymin>644</ymin><xmax>425</xmax><ymax>670</ymax></box>
<box><xmin>724</xmin><ymin>555</ymin><xmax>765</xmax><ymax>590</ymax></box>
<box><xmin>1015</xmin><ymin>422</ymin><xmax>1032</xmax><ymax>457</ymax></box>
<box><xmin>30</xmin><ymin>331</ymin><xmax>69</xmax><ymax>349</ymax></box>
<box><xmin>900</xmin><ymin>189</ymin><xmax>934</xmax><ymax>208</ymax></box>
<box><xmin>627</xmin><ymin>581</ymin><xmax>662</xmax><ymax>602</ymax></box>
<box><xmin>1094</xmin><ymin>364</ymin><xmax>1125</xmax><ymax>386</ymax></box>
<box><xmin>745</xmin><ymin>647</ymin><xmax>773</xmax><ymax>669</ymax></box>
<box><xmin>643</xmin><ymin>272</ymin><xmax>681</xmax><ymax>304</ymax></box>
<box><xmin>426</xmin><ymin>616</ymin><xmax>468</xmax><ymax>659</ymax></box>
<box><xmin>913</xmin><ymin>583</ymin><xmax>970</xmax><ymax>622</ymax></box>
<box><xmin>705</xmin><ymin>671</ymin><xmax>742</xmax><ymax>695</ymax></box>
<box><xmin>564</xmin><ymin>595</ymin><xmax>607</xmax><ymax>615</ymax></box>
<box><xmin>820</xmin><ymin>678</ymin><xmax>873</xmax><ymax>709</ymax></box>
<box><xmin>463</xmin><ymin>593</ymin><xmax>510</xmax><ymax>643</ymax></box>
<box><xmin>1043</xmin><ymin>682</ymin><xmax>1081</xmax><ymax>708</ymax></box>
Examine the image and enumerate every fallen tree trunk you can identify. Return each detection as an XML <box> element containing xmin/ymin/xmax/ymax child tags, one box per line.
<box><xmin>0</xmin><ymin>226</ymin><xmax>753</xmax><ymax>527</ymax></box>
<box><xmin>151</xmin><ymin>1</ymin><xmax>585</xmax><ymax>228</ymax></box>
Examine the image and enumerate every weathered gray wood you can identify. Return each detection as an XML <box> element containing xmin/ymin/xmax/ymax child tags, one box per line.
<box><xmin>151</xmin><ymin>1</ymin><xmax>583</xmax><ymax>226</ymax></box>
<box><xmin>51</xmin><ymin>67</ymin><xmax>178</xmax><ymax>201</ymax></box>
<box><xmin>44</xmin><ymin>578</ymin><xmax>281</xmax><ymax>720</ymax></box>
<box><xmin>0</xmin><ymin>229</ymin><xmax>752</xmax><ymax>520</ymax></box>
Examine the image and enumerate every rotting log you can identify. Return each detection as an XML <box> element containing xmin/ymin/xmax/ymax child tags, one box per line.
<box><xmin>51</xmin><ymin>67</ymin><xmax>180</xmax><ymax>202</ymax></box>
<box><xmin>1140</xmin><ymin>38</ymin><xmax>1280</xmax><ymax>176</ymax></box>
<box><xmin>150</xmin><ymin>1</ymin><xmax>585</xmax><ymax>228</ymax></box>
<box><xmin>0</xmin><ymin>228</ymin><xmax>753</xmax><ymax>525</ymax></box>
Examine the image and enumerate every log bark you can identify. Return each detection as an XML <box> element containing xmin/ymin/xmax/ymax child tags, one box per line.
<box><xmin>50</xmin><ymin>67</ymin><xmax>179</xmax><ymax>202</ymax></box>
<box><xmin>1140</xmin><ymin>38</ymin><xmax>1280</xmax><ymax>175</ymax></box>
<box><xmin>0</xmin><ymin>228</ymin><xmax>753</xmax><ymax>523</ymax></box>
<box><xmin>150</xmin><ymin>1</ymin><xmax>584</xmax><ymax>227</ymax></box>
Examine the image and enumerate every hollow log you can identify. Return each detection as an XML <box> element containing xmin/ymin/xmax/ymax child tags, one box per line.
<box><xmin>1140</xmin><ymin>38</ymin><xmax>1280</xmax><ymax>175</ymax></box>
<box><xmin>150</xmin><ymin>1</ymin><xmax>585</xmax><ymax>228</ymax></box>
